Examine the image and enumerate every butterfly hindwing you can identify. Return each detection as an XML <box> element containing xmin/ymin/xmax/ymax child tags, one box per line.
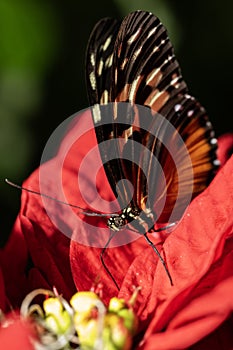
<box><xmin>142</xmin><ymin>93</ymin><xmax>218</xmax><ymax>223</ymax></box>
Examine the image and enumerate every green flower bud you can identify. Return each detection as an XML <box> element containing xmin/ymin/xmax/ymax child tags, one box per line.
<box><xmin>118</xmin><ymin>308</ymin><xmax>138</xmax><ymax>335</ymax></box>
<box><xmin>43</xmin><ymin>297</ymin><xmax>63</xmax><ymax>316</ymax></box>
<box><xmin>108</xmin><ymin>297</ymin><xmax>126</xmax><ymax>313</ymax></box>
<box><xmin>70</xmin><ymin>291</ymin><xmax>100</xmax><ymax>313</ymax></box>
<box><xmin>104</xmin><ymin>313</ymin><xmax>132</xmax><ymax>350</ymax></box>
<box><xmin>76</xmin><ymin>318</ymin><xmax>98</xmax><ymax>348</ymax></box>
<box><xmin>45</xmin><ymin>314</ymin><xmax>60</xmax><ymax>334</ymax></box>
<box><xmin>43</xmin><ymin>298</ymin><xmax>71</xmax><ymax>334</ymax></box>
<box><xmin>71</xmin><ymin>291</ymin><xmax>102</xmax><ymax>328</ymax></box>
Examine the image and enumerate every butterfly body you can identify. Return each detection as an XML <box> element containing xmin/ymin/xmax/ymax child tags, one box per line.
<box><xmin>107</xmin><ymin>203</ymin><xmax>157</xmax><ymax>233</ymax></box>
<box><xmin>107</xmin><ymin>205</ymin><xmax>139</xmax><ymax>232</ymax></box>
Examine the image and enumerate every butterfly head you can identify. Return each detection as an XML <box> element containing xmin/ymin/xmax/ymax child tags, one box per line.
<box><xmin>107</xmin><ymin>205</ymin><xmax>141</xmax><ymax>231</ymax></box>
<box><xmin>107</xmin><ymin>215</ymin><xmax>125</xmax><ymax>231</ymax></box>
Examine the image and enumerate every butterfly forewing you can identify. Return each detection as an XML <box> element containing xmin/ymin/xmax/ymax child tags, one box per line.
<box><xmin>86</xmin><ymin>19</ymin><xmax>136</xmax><ymax>210</ymax></box>
<box><xmin>113</xmin><ymin>11</ymin><xmax>187</xmax><ymax>108</ymax></box>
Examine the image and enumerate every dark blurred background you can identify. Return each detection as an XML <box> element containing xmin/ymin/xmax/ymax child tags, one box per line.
<box><xmin>1</xmin><ymin>0</ymin><xmax>232</xmax><ymax>245</ymax></box>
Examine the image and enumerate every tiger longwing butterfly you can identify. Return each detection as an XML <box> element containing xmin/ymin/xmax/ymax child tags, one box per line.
<box><xmin>85</xmin><ymin>10</ymin><xmax>219</xmax><ymax>285</ymax></box>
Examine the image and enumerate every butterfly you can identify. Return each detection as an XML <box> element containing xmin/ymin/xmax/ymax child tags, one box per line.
<box><xmin>84</xmin><ymin>10</ymin><xmax>219</xmax><ymax>286</ymax></box>
<box><xmin>85</xmin><ymin>10</ymin><xmax>219</xmax><ymax>234</ymax></box>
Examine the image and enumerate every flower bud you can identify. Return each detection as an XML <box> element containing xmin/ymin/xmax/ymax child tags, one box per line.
<box><xmin>118</xmin><ymin>308</ymin><xmax>138</xmax><ymax>335</ymax></box>
<box><xmin>76</xmin><ymin>318</ymin><xmax>98</xmax><ymax>348</ymax></box>
<box><xmin>70</xmin><ymin>291</ymin><xmax>100</xmax><ymax>313</ymax></box>
<box><xmin>108</xmin><ymin>297</ymin><xmax>126</xmax><ymax>313</ymax></box>
<box><xmin>43</xmin><ymin>297</ymin><xmax>71</xmax><ymax>334</ymax></box>
<box><xmin>104</xmin><ymin>313</ymin><xmax>132</xmax><ymax>350</ymax></box>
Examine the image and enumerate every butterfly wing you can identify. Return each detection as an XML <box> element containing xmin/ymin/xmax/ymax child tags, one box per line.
<box><xmin>112</xmin><ymin>11</ymin><xmax>187</xmax><ymax>105</ymax></box>
<box><xmin>110</xmin><ymin>11</ymin><xmax>188</xmax><ymax>221</ymax></box>
<box><xmin>86</xmin><ymin>17</ymin><xmax>120</xmax><ymax>105</ymax></box>
<box><xmin>86</xmin><ymin>11</ymin><xmax>218</xmax><ymax>224</ymax></box>
<box><xmin>86</xmin><ymin>18</ymin><xmax>133</xmax><ymax>210</ymax></box>
<box><xmin>141</xmin><ymin>94</ymin><xmax>218</xmax><ymax>223</ymax></box>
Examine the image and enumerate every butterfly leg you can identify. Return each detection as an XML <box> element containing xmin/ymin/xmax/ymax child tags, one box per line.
<box><xmin>143</xmin><ymin>233</ymin><xmax>173</xmax><ymax>286</ymax></box>
<box><xmin>100</xmin><ymin>230</ymin><xmax>120</xmax><ymax>291</ymax></box>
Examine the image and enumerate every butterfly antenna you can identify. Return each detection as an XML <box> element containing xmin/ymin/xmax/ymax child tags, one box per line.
<box><xmin>100</xmin><ymin>230</ymin><xmax>120</xmax><ymax>291</ymax></box>
<box><xmin>143</xmin><ymin>232</ymin><xmax>173</xmax><ymax>286</ymax></box>
<box><xmin>5</xmin><ymin>179</ymin><xmax>117</xmax><ymax>218</ymax></box>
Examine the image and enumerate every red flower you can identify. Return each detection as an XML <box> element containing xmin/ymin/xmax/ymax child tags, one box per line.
<box><xmin>0</xmin><ymin>109</ymin><xmax>233</xmax><ymax>349</ymax></box>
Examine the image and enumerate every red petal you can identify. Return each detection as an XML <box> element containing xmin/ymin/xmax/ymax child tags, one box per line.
<box><xmin>70</xmin><ymin>225</ymin><xmax>148</xmax><ymax>303</ymax></box>
<box><xmin>217</xmin><ymin>133</ymin><xmax>233</xmax><ymax>167</ymax></box>
<box><xmin>2</xmin><ymin>110</ymin><xmax>150</xmax><ymax>305</ymax></box>
<box><xmin>119</xmin><ymin>157</ymin><xmax>233</xmax><ymax>346</ymax></box>
<box><xmin>190</xmin><ymin>315</ymin><xmax>233</xmax><ymax>350</ymax></box>
<box><xmin>0</xmin><ymin>264</ymin><xmax>6</xmax><ymax>312</ymax></box>
<box><xmin>0</xmin><ymin>217</ymin><xmax>28</xmax><ymax>308</ymax></box>
<box><xmin>1</xmin><ymin>172</ymin><xmax>76</xmax><ymax>306</ymax></box>
<box><xmin>138</xmin><ymin>278</ymin><xmax>233</xmax><ymax>350</ymax></box>
<box><xmin>0</xmin><ymin>316</ymin><xmax>34</xmax><ymax>350</ymax></box>
<box><xmin>138</xmin><ymin>241</ymin><xmax>233</xmax><ymax>349</ymax></box>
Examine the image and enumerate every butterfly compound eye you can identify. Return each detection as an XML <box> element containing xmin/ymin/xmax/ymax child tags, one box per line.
<box><xmin>107</xmin><ymin>216</ymin><xmax>126</xmax><ymax>231</ymax></box>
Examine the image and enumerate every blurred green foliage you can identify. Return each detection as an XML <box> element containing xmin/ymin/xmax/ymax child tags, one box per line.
<box><xmin>0</xmin><ymin>1</ymin><xmax>58</xmax><ymax>174</ymax></box>
<box><xmin>0</xmin><ymin>0</ymin><xmax>232</xmax><ymax>243</ymax></box>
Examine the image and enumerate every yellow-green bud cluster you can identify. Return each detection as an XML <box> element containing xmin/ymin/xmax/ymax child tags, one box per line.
<box><xmin>42</xmin><ymin>291</ymin><xmax>138</xmax><ymax>350</ymax></box>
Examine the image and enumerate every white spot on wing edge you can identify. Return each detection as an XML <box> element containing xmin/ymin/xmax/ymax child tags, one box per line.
<box><xmin>163</xmin><ymin>55</ymin><xmax>175</xmax><ymax>67</ymax></box>
<box><xmin>213</xmin><ymin>159</ymin><xmax>221</xmax><ymax>167</ymax></box>
<box><xmin>187</xmin><ymin>110</ymin><xmax>194</xmax><ymax>117</ymax></box>
<box><xmin>210</xmin><ymin>137</ymin><xmax>218</xmax><ymax>145</ymax></box>
<box><xmin>174</xmin><ymin>104</ymin><xmax>182</xmax><ymax>112</ymax></box>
